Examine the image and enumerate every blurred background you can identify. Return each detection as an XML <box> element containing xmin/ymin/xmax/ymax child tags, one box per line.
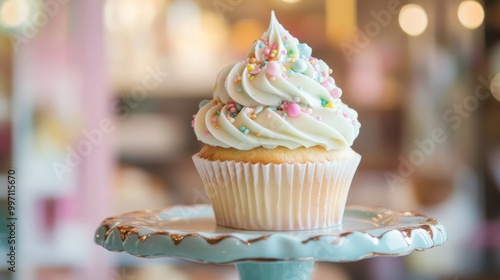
<box><xmin>0</xmin><ymin>0</ymin><xmax>499</xmax><ymax>279</ymax></box>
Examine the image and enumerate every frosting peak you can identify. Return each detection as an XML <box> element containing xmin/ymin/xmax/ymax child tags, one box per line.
<box><xmin>194</xmin><ymin>12</ymin><xmax>360</xmax><ymax>151</ymax></box>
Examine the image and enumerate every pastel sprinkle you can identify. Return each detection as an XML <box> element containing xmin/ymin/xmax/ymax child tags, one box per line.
<box><xmin>266</xmin><ymin>113</ymin><xmax>272</xmax><ymax>119</ymax></box>
<box><xmin>259</xmin><ymin>43</ymin><xmax>264</xmax><ymax>48</ymax></box>
<box><xmin>211</xmin><ymin>117</ymin><xmax>217</xmax><ymax>123</ymax></box>
<box><xmin>199</xmin><ymin>99</ymin><xmax>210</xmax><ymax>109</ymax></box>
<box><xmin>213</xmin><ymin>99</ymin><xmax>219</xmax><ymax>105</ymax></box>
<box><xmin>294</xmin><ymin>97</ymin><xmax>300</xmax><ymax>103</ymax></box>
<box><xmin>282</xmin><ymin>113</ymin><xmax>288</xmax><ymax>117</ymax></box>
<box><xmin>256</xmin><ymin>132</ymin><xmax>261</xmax><ymax>137</ymax></box>
<box><xmin>305</xmin><ymin>108</ymin><xmax>313</xmax><ymax>114</ymax></box>
<box><xmin>292</xmin><ymin>59</ymin><xmax>307</xmax><ymax>73</ymax></box>
<box><xmin>254</xmin><ymin>106</ymin><xmax>263</xmax><ymax>114</ymax></box>
<box><xmin>316</xmin><ymin>116</ymin><xmax>322</xmax><ymax>121</ymax></box>
<box><xmin>237</xmin><ymin>86</ymin><xmax>243</xmax><ymax>92</ymax></box>
<box><xmin>287</xmin><ymin>103</ymin><xmax>301</xmax><ymax>117</ymax></box>
<box><xmin>236</xmin><ymin>104</ymin><xmax>243</xmax><ymax>111</ymax></box>
<box><xmin>269</xmin><ymin>76</ymin><xmax>276</xmax><ymax>81</ymax></box>
<box><xmin>320</xmin><ymin>98</ymin><xmax>328</xmax><ymax>107</ymax></box>
<box><xmin>203</xmin><ymin>131</ymin><xmax>211</xmax><ymax>137</ymax></box>
<box><xmin>325</xmin><ymin>102</ymin><xmax>334</xmax><ymax>109</ymax></box>
<box><xmin>331</xmin><ymin>87</ymin><xmax>342</xmax><ymax>99</ymax></box>
<box><xmin>243</xmin><ymin>129</ymin><xmax>249</xmax><ymax>135</ymax></box>
<box><xmin>239</xmin><ymin>126</ymin><xmax>246</xmax><ymax>132</ymax></box>
<box><xmin>286</xmin><ymin>70</ymin><xmax>294</xmax><ymax>76</ymax></box>
<box><xmin>352</xmin><ymin>119</ymin><xmax>356</xmax><ymax>125</ymax></box>
<box><xmin>251</xmin><ymin>114</ymin><xmax>257</xmax><ymax>119</ymax></box>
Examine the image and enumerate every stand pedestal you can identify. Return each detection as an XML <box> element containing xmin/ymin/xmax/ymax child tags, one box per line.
<box><xmin>95</xmin><ymin>205</ymin><xmax>447</xmax><ymax>280</ymax></box>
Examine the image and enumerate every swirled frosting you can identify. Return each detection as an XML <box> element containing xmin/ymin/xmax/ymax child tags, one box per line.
<box><xmin>193</xmin><ymin>11</ymin><xmax>360</xmax><ymax>150</ymax></box>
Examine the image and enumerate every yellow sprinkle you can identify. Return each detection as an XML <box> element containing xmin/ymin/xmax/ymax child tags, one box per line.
<box><xmin>270</xmin><ymin>53</ymin><xmax>276</xmax><ymax>58</ymax></box>
<box><xmin>213</xmin><ymin>83</ymin><xmax>217</xmax><ymax>91</ymax></box>
<box><xmin>250</xmin><ymin>76</ymin><xmax>255</xmax><ymax>81</ymax></box>
<box><xmin>256</xmin><ymin>132</ymin><xmax>261</xmax><ymax>137</ymax></box>
<box><xmin>249</xmin><ymin>57</ymin><xmax>256</xmax><ymax>64</ymax></box>
<box><xmin>247</xmin><ymin>64</ymin><xmax>255</xmax><ymax>72</ymax></box>
<box><xmin>328</xmin><ymin>68</ymin><xmax>333</xmax><ymax>74</ymax></box>
<box><xmin>271</xmin><ymin>50</ymin><xmax>277</xmax><ymax>54</ymax></box>
<box><xmin>285</xmin><ymin>66</ymin><xmax>292</xmax><ymax>70</ymax></box>
<box><xmin>325</xmin><ymin>102</ymin><xmax>335</xmax><ymax>109</ymax></box>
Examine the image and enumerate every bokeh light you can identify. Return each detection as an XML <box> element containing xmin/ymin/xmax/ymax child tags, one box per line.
<box><xmin>399</xmin><ymin>4</ymin><xmax>428</xmax><ymax>37</ymax></box>
<box><xmin>0</xmin><ymin>0</ymin><xmax>30</xmax><ymax>28</ymax></box>
<box><xmin>458</xmin><ymin>1</ymin><xmax>484</xmax><ymax>30</ymax></box>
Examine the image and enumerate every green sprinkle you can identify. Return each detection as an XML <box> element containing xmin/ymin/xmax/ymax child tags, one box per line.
<box><xmin>321</xmin><ymin>98</ymin><xmax>328</xmax><ymax>107</ymax></box>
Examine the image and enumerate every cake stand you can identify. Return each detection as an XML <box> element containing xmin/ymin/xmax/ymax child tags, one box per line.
<box><xmin>94</xmin><ymin>204</ymin><xmax>447</xmax><ymax>280</ymax></box>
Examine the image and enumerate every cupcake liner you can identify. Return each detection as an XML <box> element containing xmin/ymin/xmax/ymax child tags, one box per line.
<box><xmin>192</xmin><ymin>153</ymin><xmax>361</xmax><ymax>231</ymax></box>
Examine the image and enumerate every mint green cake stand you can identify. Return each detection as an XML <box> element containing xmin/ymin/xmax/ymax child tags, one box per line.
<box><xmin>94</xmin><ymin>205</ymin><xmax>447</xmax><ymax>280</ymax></box>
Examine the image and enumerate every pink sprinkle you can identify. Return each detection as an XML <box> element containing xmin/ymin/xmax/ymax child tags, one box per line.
<box><xmin>204</xmin><ymin>131</ymin><xmax>211</xmax><ymax>137</ymax></box>
<box><xmin>266</xmin><ymin>113</ymin><xmax>272</xmax><ymax>119</ymax></box>
<box><xmin>331</xmin><ymin>87</ymin><xmax>342</xmax><ymax>99</ymax></box>
<box><xmin>266</xmin><ymin>61</ymin><xmax>281</xmax><ymax>76</ymax></box>
<box><xmin>287</xmin><ymin>103</ymin><xmax>301</xmax><ymax>117</ymax></box>
<box><xmin>281</xmin><ymin>50</ymin><xmax>286</xmax><ymax>55</ymax></box>
<box><xmin>230</xmin><ymin>107</ymin><xmax>237</xmax><ymax>113</ymax></box>
<box><xmin>264</xmin><ymin>48</ymin><xmax>270</xmax><ymax>55</ymax></box>
<box><xmin>294</xmin><ymin>97</ymin><xmax>300</xmax><ymax>103</ymax></box>
<box><xmin>321</xmin><ymin>71</ymin><xmax>327</xmax><ymax>77</ymax></box>
<box><xmin>316</xmin><ymin>116</ymin><xmax>322</xmax><ymax>121</ymax></box>
<box><xmin>229</xmin><ymin>118</ymin><xmax>235</xmax><ymax>123</ymax></box>
<box><xmin>284</xmin><ymin>35</ymin><xmax>288</xmax><ymax>40</ymax></box>
<box><xmin>270</xmin><ymin>76</ymin><xmax>276</xmax><ymax>81</ymax></box>
<box><xmin>351</xmin><ymin>119</ymin><xmax>356</xmax><ymax>125</ymax></box>
<box><xmin>305</xmin><ymin>108</ymin><xmax>313</xmax><ymax>114</ymax></box>
<box><xmin>271</xmin><ymin>44</ymin><xmax>278</xmax><ymax>50</ymax></box>
<box><xmin>233</xmin><ymin>78</ymin><xmax>238</xmax><ymax>84</ymax></box>
<box><xmin>342</xmin><ymin>112</ymin><xmax>348</xmax><ymax>118</ymax></box>
<box><xmin>227</xmin><ymin>103</ymin><xmax>235</xmax><ymax>109</ymax></box>
<box><xmin>211</xmin><ymin>117</ymin><xmax>217</xmax><ymax>123</ymax></box>
<box><xmin>191</xmin><ymin>120</ymin><xmax>195</xmax><ymax>127</ymax></box>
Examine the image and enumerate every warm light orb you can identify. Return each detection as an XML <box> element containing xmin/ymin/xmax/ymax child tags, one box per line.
<box><xmin>281</xmin><ymin>0</ymin><xmax>302</xmax><ymax>3</ymax></box>
<box><xmin>0</xmin><ymin>0</ymin><xmax>30</xmax><ymax>28</ymax></box>
<box><xmin>104</xmin><ymin>0</ymin><xmax>138</xmax><ymax>32</ymax></box>
<box><xmin>398</xmin><ymin>4</ymin><xmax>428</xmax><ymax>37</ymax></box>
<box><xmin>458</xmin><ymin>1</ymin><xmax>484</xmax><ymax>30</ymax></box>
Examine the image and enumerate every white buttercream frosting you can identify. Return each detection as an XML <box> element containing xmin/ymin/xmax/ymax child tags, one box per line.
<box><xmin>193</xmin><ymin>11</ymin><xmax>360</xmax><ymax>150</ymax></box>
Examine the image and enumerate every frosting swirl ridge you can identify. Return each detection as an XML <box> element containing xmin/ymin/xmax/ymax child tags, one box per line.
<box><xmin>193</xmin><ymin>11</ymin><xmax>360</xmax><ymax>151</ymax></box>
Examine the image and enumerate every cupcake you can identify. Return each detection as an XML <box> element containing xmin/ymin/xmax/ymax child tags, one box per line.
<box><xmin>192</xmin><ymin>11</ymin><xmax>361</xmax><ymax>231</ymax></box>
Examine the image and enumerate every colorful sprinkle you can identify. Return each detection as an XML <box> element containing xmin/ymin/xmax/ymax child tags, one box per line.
<box><xmin>237</xmin><ymin>86</ymin><xmax>243</xmax><ymax>92</ymax></box>
<box><xmin>213</xmin><ymin>99</ymin><xmax>219</xmax><ymax>105</ymax></box>
<box><xmin>325</xmin><ymin>102</ymin><xmax>335</xmax><ymax>109</ymax></box>
<box><xmin>266</xmin><ymin>61</ymin><xmax>281</xmax><ymax>76</ymax></box>
<box><xmin>266</xmin><ymin>113</ymin><xmax>272</xmax><ymax>119</ymax></box>
<box><xmin>331</xmin><ymin>87</ymin><xmax>342</xmax><ymax>99</ymax></box>
<box><xmin>269</xmin><ymin>76</ymin><xmax>276</xmax><ymax>82</ymax></box>
<box><xmin>254</xmin><ymin>106</ymin><xmax>264</xmax><ymax>114</ymax></box>
<box><xmin>199</xmin><ymin>99</ymin><xmax>210</xmax><ymax>109</ymax></box>
<box><xmin>305</xmin><ymin>108</ymin><xmax>313</xmax><ymax>114</ymax></box>
<box><xmin>316</xmin><ymin>116</ymin><xmax>322</xmax><ymax>121</ymax></box>
<box><xmin>294</xmin><ymin>97</ymin><xmax>300</xmax><ymax>103</ymax></box>
<box><xmin>287</xmin><ymin>103</ymin><xmax>301</xmax><ymax>117</ymax></box>
<box><xmin>320</xmin><ymin>98</ymin><xmax>328</xmax><ymax>107</ymax></box>
<box><xmin>255</xmin><ymin>132</ymin><xmax>261</xmax><ymax>137</ymax></box>
<box><xmin>251</xmin><ymin>114</ymin><xmax>257</xmax><ymax>119</ymax></box>
<box><xmin>203</xmin><ymin>131</ymin><xmax>211</xmax><ymax>137</ymax></box>
<box><xmin>292</xmin><ymin>59</ymin><xmax>307</xmax><ymax>73</ymax></box>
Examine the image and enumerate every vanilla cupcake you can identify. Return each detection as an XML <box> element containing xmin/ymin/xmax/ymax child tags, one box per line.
<box><xmin>192</xmin><ymin>12</ymin><xmax>361</xmax><ymax>230</ymax></box>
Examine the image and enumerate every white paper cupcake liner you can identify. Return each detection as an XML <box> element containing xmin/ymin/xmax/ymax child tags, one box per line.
<box><xmin>192</xmin><ymin>153</ymin><xmax>361</xmax><ymax>231</ymax></box>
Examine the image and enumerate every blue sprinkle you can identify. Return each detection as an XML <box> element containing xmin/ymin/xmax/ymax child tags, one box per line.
<box><xmin>237</xmin><ymin>86</ymin><xmax>243</xmax><ymax>92</ymax></box>
<box><xmin>198</xmin><ymin>99</ymin><xmax>210</xmax><ymax>109</ymax></box>
<box><xmin>243</xmin><ymin>129</ymin><xmax>249</xmax><ymax>135</ymax></box>
<box><xmin>259</xmin><ymin>42</ymin><xmax>264</xmax><ymax>48</ymax></box>
<box><xmin>239</xmin><ymin>126</ymin><xmax>246</xmax><ymax>132</ymax></box>
<box><xmin>282</xmin><ymin>113</ymin><xmax>288</xmax><ymax>117</ymax></box>
<box><xmin>236</xmin><ymin>104</ymin><xmax>243</xmax><ymax>111</ymax></box>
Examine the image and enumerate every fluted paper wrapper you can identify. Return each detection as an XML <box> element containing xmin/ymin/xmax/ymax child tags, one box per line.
<box><xmin>192</xmin><ymin>153</ymin><xmax>361</xmax><ymax>231</ymax></box>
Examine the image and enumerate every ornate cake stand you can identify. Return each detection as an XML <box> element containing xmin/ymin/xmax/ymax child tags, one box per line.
<box><xmin>94</xmin><ymin>204</ymin><xmax>447</xmax><ymax>280</ymax></box>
